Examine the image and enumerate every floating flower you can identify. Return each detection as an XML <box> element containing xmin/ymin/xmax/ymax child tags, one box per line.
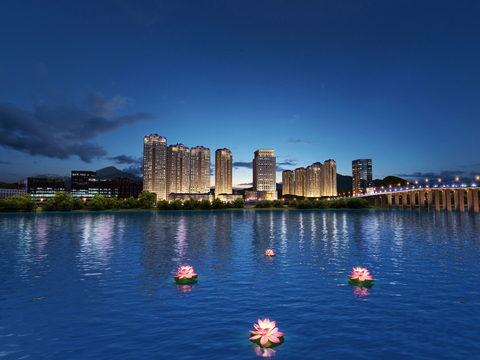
<box><xmin>248</xmin><ymin>318</ymin><xmax>285</xmax><ymax>347</ymax></box>
<box><xmin>264</xmin><ymin>249</ymin><xmax>276</xmax><ymax>256</ymax></box>
<box><xmin>348</xmin><ymin>266</ymin><xmax>374</xmax><ymax>284</ymax></box>
<box><xmin>174</xmin><ymin>265</ymin><xmax>198</xmax><ymax>282</ymax></box>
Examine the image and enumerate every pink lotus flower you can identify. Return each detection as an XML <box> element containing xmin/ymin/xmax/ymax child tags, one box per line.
<box><xmin>264</xmin><ymin>249</ymin><xmax>275</xmax><ymax>256</ymax></box>
<box><xmin>249</xmin><ymin>318</ymin><xmax>285</xmax><ymax>347</ymax></box>
<box><xmin>174</xmin><ymin>265</ymin><xmax>198</xmax><ymax>280</ymax></box>
<box><xmin>348</xmin><ymin>266</ymin><xmax>374</xmax><ymax>283</ymax></box>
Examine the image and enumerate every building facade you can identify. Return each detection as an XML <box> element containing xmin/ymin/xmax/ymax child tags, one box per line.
<box><xmin>190</xmin><ymin>146</ymin><xmax>211</xmax><ymax>193</ymax></box>
<box><xmin>294</xmin><ymin>167</ymin><xmax>307</xmax><ymax>197</ymax></box>
<box><xmin>21</xmin><ymin>177</ymin><xmax>65</xmax><ymax>201</ymax></box>
<box><xmin>215</xmin><ymin>148</ymin><xmax>232</xmax><ymax>198</ymax></box>
<box><xmin>323</xmin><ymin>159</ymin><xmax>337</xmax><ymax>196</ymax></box>
<box><xmin>305</xmin><ymin>164</ymin><xmax>322</xmax><ymax>198</ymax></box>
<box><xmin>116</xmin><ymin>177</ymin><xmax>143</xmax><ymax>200</ymax></box>
<box><xmin>143</xmin><ymin>134</ymin><xmax>168</xmax><ymax>200</ymax></box>
<box><xmin>167</xmin><ymin>143</ymin><xmax>190</xmax><ymax>195</ymax></box>
<box><xmin>253</xmin><ymin>149</ymin><xmax>276</xmax><ymax>194</ymax></box>
<box><xmin>0</xmin><ymin>189</ymin><xmax>27</xmax><ymax>199</ymax></box>
<box><xmin>282</xmin><ymin>170</ymin><xmax>294</xmax><ymax>195</ymax></box>
<box><xmin>352</xmin><ymin>159</ymin><xmax>372</xmax><ymax>195</ymax></box>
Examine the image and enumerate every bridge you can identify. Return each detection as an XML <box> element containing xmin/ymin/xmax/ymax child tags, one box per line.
<box><xmin>358</xmin><ymin>185</ymin><xmax>479</xmax><ymax>213</ymax></box>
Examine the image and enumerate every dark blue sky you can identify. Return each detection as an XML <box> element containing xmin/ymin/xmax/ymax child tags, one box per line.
<box><xmin>1</xmin><ymin>1</ymin><xmax>479</xmax><ymax>186</ymax></box>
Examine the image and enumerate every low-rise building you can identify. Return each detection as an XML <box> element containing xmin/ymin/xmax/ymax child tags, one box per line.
<box><xmin>168</xmin><ymin>193</ymin><xmax>213</xmax><ymax>202</ymax></box>
<box><xmin>0</xmin><ymin>189</ymin><xmax>27</xmax><ymax>199</ymax></box>
<box><xmin>245</xmin><ymin>190</ymin><xmax>278</xmax><ymax>201</ymax></box>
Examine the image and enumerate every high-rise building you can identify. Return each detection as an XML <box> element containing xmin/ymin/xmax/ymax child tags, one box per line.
<box><xmin>282</xmin><ymin>170</ymin><xmax>294</xmax><ymax>195</ymax></box>
<box><xmin>323</xmin><ymin>159</ymin><xmax>337</xmax><ymax>196</ymax></box>
<box><xmin>143</xmin><ymin>134</ymin><xmax>168</xmax><ymax>200</ymax></box>
<box><xmin>305</xmin><ymin>164</ymin><xmax>322</xmax><ymax>198</ymax></box>
<box><xmin>215</xmin><ymin>148</ymin><xmax>232</xmax><ymax>197</ymax></box>
<box><xmin>190</xmin><ymin>146</ymin><xmax>211</xmax><ymax>193</ymax></box>
<box><xmin>167</xmin><ymin>143</ymin><xmax>190</xmax><ymax>195</ymax></box>
<box><xmin>253</xmin><ymin>149</ymin><xmax>276</xmax><ymax>191</ymax></box>
<box><xmin>352</xmin><ymin>159</ymin><xmax>372</xmax><ymax>195</ymax></box>
<box><xmin>294</xmin><ymin>167</ymin><xmax>306</xmax><ymax>196</ymax></box>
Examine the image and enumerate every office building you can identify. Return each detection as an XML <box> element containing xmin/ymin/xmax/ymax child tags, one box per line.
<box><xmin>352</xmin><ymin>159</ymin><xmax>372</xmax><ymax>195</ymax></box>
<box><xmin>167</xmin><ymin>143</ymin><xmax>190</xmax><ymax>195</ymax></box>
<box><xmin>20</xmin><ymin>177</ymin><xmax>65</xmax><ymax>202</ymax></box>
<box><xmin>116</xmin><ymin>177</ymin><xmax>143</xmax><ymax>200</ymax></box>
<box><xmin>323</xmin><ymin>159</ymin><xmax>337</xmax><ymax>196</ymax></box>
<box><xmin>71</xmin><ymin>171</ymin><xmax>119</xmax><ymax>200</ymax></box>
<box><xmin>143</xmin><ymin>134</ymin><xmax>168</xmax><ymax>200</ymax></box>
<box><xmin>190</xmin><ymin>146</ymin><xmax>211</xmax><ymax>193</ymax></box>
<box><xmin>215</xmin><ymin>148</ymin><xmax>232</xmax><ymax>198</ymax></box>
<box><xmin>294</xmin><ymin>167</ymin><xmax>306</xmax><ymax>197</ymax></box>
<box><xmin>252</xmin><ymin>149</ymin><xmax>277</xmax><ymax>200</ymax></box>
<box><xmin>282</xmin><ymin>170</ymin><xmax>294</xmax><ymax>195</ymax></box>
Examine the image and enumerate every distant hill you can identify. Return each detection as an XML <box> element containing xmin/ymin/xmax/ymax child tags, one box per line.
<box><xmin>373</xmin><ymin>176</ymin><xmax>408</xmax><ymax>187</ymax></box>
<box><xmin>0</xmin><ymin>182</ymin><xmax>17</xmax><ymax>189</ymax></box>
<box><xmin>96</xmin><ymin>166</ymin><xmax>142</xmax><ymax>182</ymax></box>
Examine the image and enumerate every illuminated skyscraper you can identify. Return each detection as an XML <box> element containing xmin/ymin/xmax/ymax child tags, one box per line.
<box><xmin>253</xmin><ymin>149</ymin><xmax>276</xmax><ymax>192</ymax></box>
<box><xmin>282</xmin><ymin>170</ymin><xmax>294</xmax><ymax>195</ymax></box>
<box><xmin>167</xmin><ymin>143</ymin><xmax>190</xmax><ymax>195</ymax></box>
<box><xmin>305</xmin><ymin>163</ymin><xmax>322</xmax><ymax>197</ymax></box>
<box><xmin>215</xmin><ymin>148</ymin><xmax>232</xmax><ymax>197</ymax></box>
<box><xmin>294</xmin><ymin>167</ymin><xmax>306</xmax><ymax>196</ymax></box>
<box><xmin>143</xmin><ymin>134</ymin><xmax>167</xmax><ymax>200</ymax></box>
<box><xmin>352</xmin><ymin>159</ymin><xmax>372</xmax><ymax>195</ymax></box>
<box><xmin>322</xmin><ymin>159</ymin><xmax>337</xmax><ymax>196</ymax></box>
<box><xmin>190</xmin><ymin>146</ymin><xmax>211</xmax><ymax>193</ymax></box>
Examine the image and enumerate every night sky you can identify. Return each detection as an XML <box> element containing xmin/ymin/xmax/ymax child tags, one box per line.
<box><xmin>1</xmin><ymin>1</ymin><xmax>479</xmax><ymax>187</ymax></box>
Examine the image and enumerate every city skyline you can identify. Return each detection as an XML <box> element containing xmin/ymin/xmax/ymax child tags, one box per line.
<box><xmin>1</xmin><ymin>2</ymin><xmax>480</xmax><ymax>186</ymax></box>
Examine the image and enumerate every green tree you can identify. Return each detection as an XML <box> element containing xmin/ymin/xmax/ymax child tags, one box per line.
<box><xmin>272</xmin><ymin>200</ymin><xmax>284</xmax><ymax>208</ymax></box>
<box><xmin>212</xmin><ymin>198</ymin><xmax>226</xmax><ymax>209</ymax></box>
<box><xmin>42</xmin><ymin>192</ymin><xmax>74</xmax><ymax>211</ymax></box>
<box><xmin>199</xmin><ymin>199</ymin><xmax>211</xmax><ymax>210</ymax></box>
<box><xmin>73</xmin><ymin>199</ymin><xmax>85</xmax><ymax>210</ymax></box>
<box><xmin>138</xmin><ymin>190</ymin><xmax>156</xmax><ymax>209</ymax></box>
<box><xmin>297</xmin><ymin>200</ymin><xmax>313</xmax><ymax>209</ymax></box>
<box><xmin>225</xmin><ymin>201</ymin><xmax>233</xmax><ymax>209</ymax></box>
<box><xmin>255</xmin><ymin>200</ymin><xmax>271</xmax><ymax>208</ymax></box>
<box><xmin>170</xmin><ymin>199</ymin><xmax>183</xmax><ymax>210</ymax></box>
<box><xmin>312</xmin><ymin>199</ymin><xmax>329</xmax><ymax>209</ymax></box>
<box><xmin>157</xmin><ymin>200</ymin><xmax>170</xmax><ymax>210</ymax></box>
<box><xmin>288</xmin><ymin>200</ymin><xmax>298</xmax><ymax>208</ymax></box>
<box><xmin>87</xmin><ymin>194</ymin><xmax>107</xmax><ymax>211</ymax></box>
<box><xmin>346</xmin><ymin>198</ymin><xmax>369</xmax><ymax>209</ymax></box>
<box><xmin>232</xmin><ymin>198</ymin><xmax>244</xmax><ymax>208</ymax></box>
<box><xmin>183</xmin><ymin>199</ymin><xmax>195</xmax><ymax>210</ymax></box>
<box><xmin>123</xmin><ymin>197</ymin><xmax>139</xmax><ymax>209</ymax></box>
<box><xmin>0</xmin><ymin>193</ymin><xmax>37</xmax><ymax>212</ymax></box>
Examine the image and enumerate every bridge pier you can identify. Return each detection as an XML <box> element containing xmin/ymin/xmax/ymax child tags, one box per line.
<box><xmin>434</xmin><ymin>190</ymin><xmax>441</xmax><ymax>211</ymax></box>
<box><xmin>394</xmin><ymin>194</ymin><xmax>400</xmax><ymax>209</ymax></box>
<box><xmin>410</xmin><ymin>192</ymin><xmax>416</xmax><ymax>210</ymax></box>
<box><xmin>387</xmin><ymin>194</ymin><xmax>393</xmax><ymax>209</ymax></box>
<box><xmin>418</xmin><ymin>190</ymin><xmax>425</xmax><ymax>211</ymax></box>
<box><xmin>454</xmin><ymin>189</ymin><xmax>465</xmax><ymax>213</ymax></box>
<box><xmin>381</xmin><ymin>195</ymin><xmax>387</xmax><ymax>208</ymax></box>
<box><xmin>467</xmin><ymin>189</ymin><xmax>479</xmax><ymax>213</ymax></box>
<box><xmin>375</xmin><ymin>197</ymin><xmax>380</xmax><ymax>207</ymax></box>
<box><xmin>427</xmin><ymin>191</ymin><xmax>433</xmax><ymax>211</ymax></box>
<box><xmin>402</xmin><ymin>193</ymin><xmax>408</xmax><ymax>209</ymax></box>
<box><xmin>444</xmin><ymin>189</ymin><xmax>452</xmax><ymax>212</ymax></box>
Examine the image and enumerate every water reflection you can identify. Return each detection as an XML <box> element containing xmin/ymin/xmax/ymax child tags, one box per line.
<box><xmin>78</xmin><ymin>214</ymin><xmax>115</xmax><ymax>269</ymax></box>
<box><xmin>350</xmin><ymin>285</ymin><xmax>373</xmax><ymax>299</ymax></box>
<box><xmin>175</xmin><ymin>284</ymin><xmax>194</xmax><ymax>293</ymax></box>
<box><xmin>250</xmin><ymin>343</ymin><xmax>279</xmax><ymax>359</ymax></box>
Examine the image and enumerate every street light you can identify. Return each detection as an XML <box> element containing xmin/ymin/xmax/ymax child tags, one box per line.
<box><xmin>425</xmin><ymin>178</ymin><xmax>429</xmax><ymax>183</ymax></box>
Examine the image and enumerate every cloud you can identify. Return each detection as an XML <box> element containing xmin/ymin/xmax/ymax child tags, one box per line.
<box><xmin>0</xmin><ymin>93</ymin><xmax>155</xmax><ymax>163</ymax></box>
<box><xmin>395</xmin><ymin>170</ymin><xmax>465</xmax><ymax>182</ymax></box>
<box><xmin>233</xmin><ymin>161</ymin><xmax>253</xmax><ymax>169</ymax></box>
<box><xmin>285</xmin><ymin>138</ymin><xmax>316</xmax><ymax>146</ymax></box>
<box><xmin>0</xmin><ymin>160</ymin><xmax>12</xmax><ymax>164</ymax></box>
<box><xmin>122</xmin><ymin>164</ymin><xmax>143</xmax><ymax>177</ymax></box>
<box><xmin>238</xmin><ymin>182</ymin><xmax>253</xmax><ymax>186</ymax></box>
<box><xmin>109</xmin><ymin>155</ymin><xmax>140</xmax><ymax>164</ymax></box>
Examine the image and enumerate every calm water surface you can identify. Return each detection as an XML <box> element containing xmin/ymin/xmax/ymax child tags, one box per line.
<box><xmin>1</xmin><ymin>210</ymin><xmax>479</xmax><ymax>359</ymax></box>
